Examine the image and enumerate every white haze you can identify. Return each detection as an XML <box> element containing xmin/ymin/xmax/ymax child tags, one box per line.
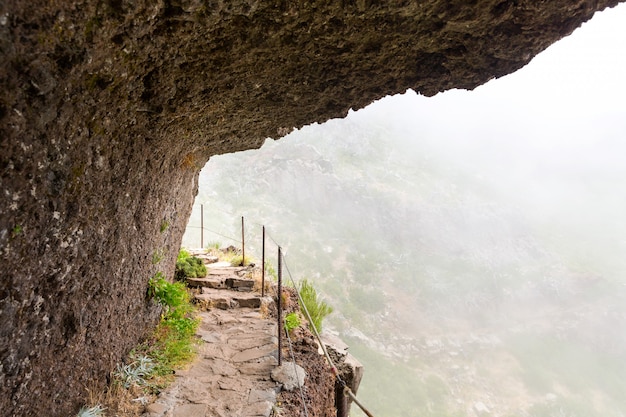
<box><xmin>184</xmin><ymin>4</ymin><xmax>626</xmax><ymax>417</ymax></box>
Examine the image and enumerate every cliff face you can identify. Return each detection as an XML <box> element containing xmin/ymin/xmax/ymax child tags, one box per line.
<box><xmin>0</xmin><ymin>1</ymin><xmax>622</xmax><ymax>415</ymax></box>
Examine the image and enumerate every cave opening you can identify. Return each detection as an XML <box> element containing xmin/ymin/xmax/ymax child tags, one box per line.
<box><xmin>183</xmin><ymin>5</ymin><xmax>626</xmax><ymax>416</ymax></box>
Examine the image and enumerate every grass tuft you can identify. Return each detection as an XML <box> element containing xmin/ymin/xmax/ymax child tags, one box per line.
<box><xmin>229</xmin><ymin>254</ymin><xmax>254</xmax><ymax>267</ymax></box>
<box><xmin>298</xmin><ymin>279</ymin><xmax>333</xmax><ymax>333</ymax></box>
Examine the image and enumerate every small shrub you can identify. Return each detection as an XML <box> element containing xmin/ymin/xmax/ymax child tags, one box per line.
<box><xmin>229</xmin><ymin>254</ymin><xmax>254</xmax><ymax>267</ymax></box>
<box><xmin>284</xmin><ymin>312</ymin><xmax>301</xmax><ymax>333</ymax></box>
<box><xmin>206</xmin><ymin>241</ymin><xmax>221</xmax><ymax>251</ymax></box>
<box><xmin>148</xmin><ymin>315</ymin><xmax>199</xmax><ymax>374</ymax></box>
<box><xmin>175</xmin><ymin>250</ymin><xmax>207</xmax><ymax>280</ymax></box>
<box><xmin>148</xmin><ymin>272</ymin><xmax>189</xmax><ymax>311</ymax></box>
<box><xmin>298</xmin><ymin>279</ymin><xmax>333</xmax><ymax>333</ymax></box>
<box><xmin>142</xmin><ymin>273</ymin><xmax>200</xmax><ymax>379</ymax></box>
<box><xmin>265</xmin><ymin>260</ymin><xmax>278</xmax><ymax>281</ymax></box>
<box><xmin>177</xmin><ymin>248</ymin><xmax>191</xmax><ymax>262</ymax></box>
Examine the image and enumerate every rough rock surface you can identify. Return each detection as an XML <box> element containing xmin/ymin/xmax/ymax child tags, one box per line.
<box><xmin>0</xmin><ymin>1</ymin><xmax>622</xmax><ymax>415</ymax></box>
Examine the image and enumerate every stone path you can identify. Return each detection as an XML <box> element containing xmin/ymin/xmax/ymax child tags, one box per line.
<box><xmin>143</xmin><ymin>259</ymin><xmax>280</xmax><ymax>417</ymax></box>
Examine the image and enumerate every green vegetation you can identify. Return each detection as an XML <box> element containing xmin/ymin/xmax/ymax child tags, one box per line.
<box><xmin>77</xmin><ymin>269</ymin><xmax>200</xmax><ymax>415</ymax></box>
<box><xmin>175</xmin><ymin>249</ymin><xmax>207</xmax><ymax>281</ymax></box>
<box><xmin>265</xmin><ymin>260</ymin><xmax>278</xmax><ymax>281</ymax></box>
<box><xmin>159</xmin><ymin>220</ymin><xmax>169</xmax><ymax>233</ymax></box>
<box><xmin>177</xmin><ymin>248</ymin><xmax>191</xmax><ymax>260</ymax></box>
<box><xmin>143</xmin><ymin>272</ymin><xmax>200</xmax><ymax>378</ymax></box>
<box><xmin>11</xmin><ymin>224</ymin><xmax>22</xmax><ymax>238</ymax></box>
<box><xmin>148</xmin><ymin>272</ymin><xmax>189</xmax><ymax>311</ymax></box>
<box><xmin>206</xmin><ymin>241</ymin><xmax>221</xmax><ymax>250</ymax></box>
<box><xmin>229</xmin><ymin>254</ymin><xmax>254</xmax><ymax>267</ymax></box>
<box><xmin>298</xmin><ymin>279</ymin><xmax>333</xmax><ymax>333</ymax></box>
<box><xmin>284</xmin><ymin>312</ymin><xmax>301</xmax><ymax>333</ymax></box>
<box><xmin>143</xmin><ymin>310</ymin><xmax>199</xmax><ymax>377</ymax></box>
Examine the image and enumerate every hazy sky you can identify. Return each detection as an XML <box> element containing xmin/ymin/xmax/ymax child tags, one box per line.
<box><xmin>353</xmin><ymin>2</ymin><xmax>626</xmax><ymax>144</ymax></box>
<box><xmin>339</xmin><ymin>3</ymin><xmax>626</xmax><ymax>221</ymax></box>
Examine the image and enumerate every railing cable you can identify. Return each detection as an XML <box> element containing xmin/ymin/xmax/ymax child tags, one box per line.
<box><xmin>281</xmin><ymin>253</ymin><xmax>376</xmax><ymax>417</ymax></box>
<box><xmin>284</xmin><ymin>326</ymin><xmax>310</xmax><ymax>417</ymax></box>
<box><xmin>185</xmin><ymin>226</ymin><xmax>241</xmax><ymax>245</ymax></box>
<box><xmin>281</xmin><ymin>255</ymin><xmax>342</xmax><ymax>382</ymax></box>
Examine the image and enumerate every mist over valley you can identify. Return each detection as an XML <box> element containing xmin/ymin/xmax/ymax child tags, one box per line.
<box><xmin>183</xmin><ymin>8</ymin><xmax>626</xmax><ymax>416</ymax></box>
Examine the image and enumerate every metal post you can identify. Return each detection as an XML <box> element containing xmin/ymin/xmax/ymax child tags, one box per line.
<box><xmin>277</xmin><ymin>246</ymin><xmax>282</xmax><ymax>366</ymax></box>
<box><xmin>261</xmin><ymin>225</ymin><xmax>265</xmax><ymax>297</ymax></box>
<box><xmin>200</xmin><ymin>204</ymin><xmax>204</xmax><ymax>249</ymax></box>
<box><xmin>241</xmin><ymin>216</ymin><xmax>245</xmax><ymax>266</ymax></box>
<box><xmin>336</xmin><ymin>384</ymin><xmax>348</xmax><ymax>417</ymax></box>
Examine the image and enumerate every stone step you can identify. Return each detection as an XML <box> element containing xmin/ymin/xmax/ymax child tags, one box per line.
<box><xmin>194</xmin><ymin>288</ymin><xmax>272</xmax><ymax>311</ymax></box>
<box><xmin>225</xmin><ymin>277</ymin><xmax>254</xmax><ymax>290</ymax></box>
<box><xmin>207</xmin><ymin>261</ymin><xmax>243</xmax><ymax>268</ymax></box>
<box><xmin>207</xmin><ymin>268</ymin><xmax>242</xmax><ymax>276</ymax></box>
<box><xmin>186</xmin><ymin>276</ymin><xmax>255</xmax><ymax>291</ymax></box>
<box><xmin>187</xmin><ymin>249</ymin><xmax>219</xmax><ymax>264</ymax></box>
<box><xmin>186</xmin><ymin>276</ymin><xmax>227</xmax><ymax>289</ymax></box>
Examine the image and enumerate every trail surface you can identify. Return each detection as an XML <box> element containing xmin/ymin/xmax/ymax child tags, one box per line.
<box><xmin>144</xmin><ymin>262</ymin><xmax>279</xmax><ymax>417</ymax></box>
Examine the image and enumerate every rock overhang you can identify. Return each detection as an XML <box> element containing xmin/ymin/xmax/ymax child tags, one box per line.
<box><xmin>0</xmin><ymin>1</ymin><xmax>623</xmax><ymax>415</ymax></box>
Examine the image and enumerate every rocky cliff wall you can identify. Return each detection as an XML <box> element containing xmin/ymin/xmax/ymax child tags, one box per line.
<box><xmin>0</xmin><ymin>1</ymin><xmax>622</xmax><ymax>415</ymax></box>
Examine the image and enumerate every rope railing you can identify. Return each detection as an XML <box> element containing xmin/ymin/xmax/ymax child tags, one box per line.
<box><xmin>284</xmin><ymin>323</ymin><xmax>310</xmax><ymax>417</ymax></box>
<box><xmin>184</xmin><ymin>210</ymin><xmax>377</xmax><ymax>417</ymax></box>
<box><xmin>282</xmin><ymin>253</ymin><xmax>376</xmax><ymax>417</ymax></box>
<box><xmin>184</xmin><ymin>225</ymin><xmax>241</xmax><ymax>245</ymax></box>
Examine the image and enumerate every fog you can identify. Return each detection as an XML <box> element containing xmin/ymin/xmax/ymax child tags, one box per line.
<box><xmin>183</xmin><ymin>5</ymin><xmax>626</xmax><ymax>416</ymax></box>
